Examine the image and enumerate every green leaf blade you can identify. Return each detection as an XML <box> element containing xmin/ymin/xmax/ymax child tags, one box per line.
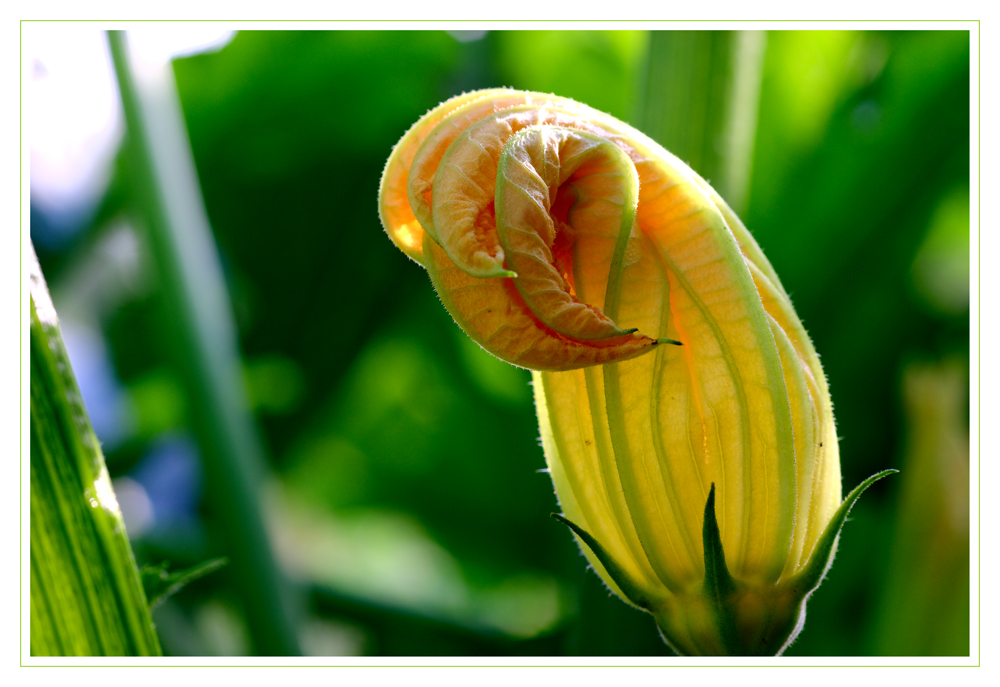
<box><xmin>29</xmin><ymin>244</ymin><xmax>161</xmax><ymax>657</ymax></box>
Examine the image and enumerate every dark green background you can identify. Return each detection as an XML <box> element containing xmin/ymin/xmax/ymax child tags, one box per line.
<box><xmin>34</xmin><ymin>29</ymin><xmax>971</xmax><ymax>657</ymax></box>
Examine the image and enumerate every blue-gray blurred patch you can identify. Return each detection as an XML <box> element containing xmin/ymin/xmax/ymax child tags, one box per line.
<box><xmin>131</xmin><ymin>433</ymin><xmax>203</xmax><ymax>526</ymax></box>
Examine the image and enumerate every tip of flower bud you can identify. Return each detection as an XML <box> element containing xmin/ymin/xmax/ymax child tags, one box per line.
<box><xmin>656</xmin><ymin>337</ymin><xmax>683</xmax><ymax>346</ymax></box>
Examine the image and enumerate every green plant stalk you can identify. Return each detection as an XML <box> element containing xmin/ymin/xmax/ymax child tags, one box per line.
<box><xmin>29</xmin><ymin>243</ymin><xmax>161</xmax><ymax>656</ymax></box>
<box><xmin>106</xmin><ymin>31</ymin><xmax>300</xmax><ymax>656</ymax></box>
<box><xmin>634</xmin><ymin>30</ymin><xmax>766</xmax><ymax>214</ymax></box>
<box><xmin>869</xmin><ymin>361</ymin><xmax>969</xmax><ymax>655</ymax></box>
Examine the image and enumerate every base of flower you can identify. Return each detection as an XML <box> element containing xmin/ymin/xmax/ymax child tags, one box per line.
<box><xmin>650</xmin><ymin>581</ymin><xmax>807</xmax><ymax>656</ymax></box>
<box><xmin>552</xmin><ymin>470</ymin><xmax>896</xmax><ymax>656</ymax></box>
<box><xmin>649</xmin><ymin>484</ymin><xmax>808</xmax><ymax>656</ymax></box>
<box><xmin>650</xmin><ymin>473</ymin><xmax>895</xmax><ymax>656</ymax></box>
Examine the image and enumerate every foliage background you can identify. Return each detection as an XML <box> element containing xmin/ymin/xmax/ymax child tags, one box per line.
<box><xmin>30</xmin><ymin>29</ymin><xmax>971</xmax><ymax>657</ymax></box>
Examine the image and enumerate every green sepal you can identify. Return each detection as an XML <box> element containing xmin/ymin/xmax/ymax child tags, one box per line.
<box><xmin>550</xmin><ymin>513</ymin><xmax>656</xmax><ymax>610</ymax></box>
<box><xmin>701</xmin><ymin>484</ymin><xmax>735</xmax><ymax>595</ymax></box>
<box><xmin>140</xmin><ymin>557</ymin><xmax>228</xmax><ymax>610</ymax></box>
<box><xmin>794</xmin><ymin>469</ymin><xmax>899</xmax><ymax>594</ymax></box>
<box><xmin>700</xmin><ymin>484</ymin><xmax>739</xmax><ymax>649</ymax></box>
<box><xmin>657</xmin><ymin>338</ymin><xmax>683</xmax><ymax>346</ymax></box>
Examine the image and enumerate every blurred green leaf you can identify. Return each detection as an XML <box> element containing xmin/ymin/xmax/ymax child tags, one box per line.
<box><xmin>244</xmin><ymin>354</ymin><xmax>306</xmax><ymax>415</ymax></box>
<box><xmin>761</xmin><ymin>31</ymin><xmax>883</xmax><ymax>157</ymax></box>
<box><xmin>493</xmin><ymin>31</ymin><xmax>648</xmax><ymax>121</ymax></box>
<box><xmin>869</xmin><ymin>360</ymin><xmax>970</xmax><ymax>656</ymax></box>
<box><xmin>127</xmin><ymin>368</ymin><xmax>187</xmax><ymax>438</ymax></box>
<box><xmin>911</xmin><ymin>186</ymin><xmax>970</xmax><ymax>316</ymax></box>
<box><xmin>455</xmin><ymin>330</ymin><xmax>532</xmax><ymax>407</ymax></box>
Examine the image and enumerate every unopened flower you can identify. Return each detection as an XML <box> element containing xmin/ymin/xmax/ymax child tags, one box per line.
<box><xmin>379</xmin><ymin>89</ymin><xmax>893</xmax><ymax>655</ymax></box>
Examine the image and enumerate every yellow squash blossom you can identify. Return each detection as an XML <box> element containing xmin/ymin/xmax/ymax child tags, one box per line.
<box><xmin>378</xmin><ymin>89</ymin><xmax>893</xmax><ymax>656</ymax></box>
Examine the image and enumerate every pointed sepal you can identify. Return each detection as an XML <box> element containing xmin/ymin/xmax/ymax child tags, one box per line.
<box><xmin>701</xmin><ymin>483</ymin><xmax>736</xmax><ymax>598</ymax></box>
<box><xmin>700</xmin><ymin>483</ymin><xmax>740</xmax><ymax>650</ymax></box>
<box><xmin>795</xmin><ymin>469</ymin><xmax>899</xmax><ymax>594</ymax></box>
<box><xmin>550</xmin><ymin>513</ymin><xmax>657</xmax><ymax>611</ymax></box>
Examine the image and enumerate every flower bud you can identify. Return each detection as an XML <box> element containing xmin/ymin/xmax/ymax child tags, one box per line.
<box><xmin>378</xmin><ymin>89</ymin><xmax>893</xmax><ymax>655</ymax></box>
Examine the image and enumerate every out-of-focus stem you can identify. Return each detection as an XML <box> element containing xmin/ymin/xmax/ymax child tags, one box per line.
<box><xmin>106</xmin><ymin>31</ymin><xmax>300</xmax><ymax>656</ymax></box>
<box><xmin>633</xmin><ymin>30</ymin><xmax>766</xmax><ymax>214</ymax></box>
<box><xmin>869</xmin><ymin>360</ymin><xmax>969</xmax><ymax>656</ymax></box>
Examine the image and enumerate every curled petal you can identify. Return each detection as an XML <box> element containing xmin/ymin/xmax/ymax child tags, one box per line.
<box><xmin>426</xmin><ymin>106</ymin><xmax>610</xmax><ymax>278</ymax></box>
<box><xmin>423</xmin><ymin>233</ymin><xmax>661</xmax><ymax>371</ymax></box>
<box><xmin>496</xmin><ymin>126</ymin><xmax>640</xmax><ymax>341</ymax></box>
<box><xmin>380</xmin><ymin>91</ymin><xmax>665</xmax><ymax>370</ymax></box>
<box><xmin>379</xmin><ymin>89</ymin><xmax>556</xmax><ymax>263</ymax></box>
<box><xmin>379</xmin><ymin>91</ymin><xmax>503</xmax><ymax>264</ymax></box>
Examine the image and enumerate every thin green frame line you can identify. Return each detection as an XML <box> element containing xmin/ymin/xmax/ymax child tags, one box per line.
<box><xmin>17</xmin><ymin>19</ymin><xmax>983</xmax><ymax>23</ymax></box>
<box><xmin>20</xmin><ymin>661</ymin><xmax>983</xmax><ymax>667</ymax></box>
